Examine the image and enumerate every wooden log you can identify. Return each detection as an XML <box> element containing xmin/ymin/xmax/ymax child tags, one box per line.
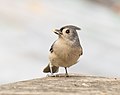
<box><xmin>0</xmin><ymin>74</ymin><xmax>120</xmax><ymax>95</ymax></box>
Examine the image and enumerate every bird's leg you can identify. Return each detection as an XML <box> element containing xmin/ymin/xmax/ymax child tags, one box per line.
<box><xmin>65</xmin><ymin>67</ymin><xmax>69</xmax><ymax>77</ymax></box>
<box><xmin>50</xmin><ymin>67</ymin><xmax>53</xmax><ymax>75</ymax></box>
<box><xmin>49</xmin><ymin>63</ymin><xmax>53</xmax><ymax>76</ymax></box>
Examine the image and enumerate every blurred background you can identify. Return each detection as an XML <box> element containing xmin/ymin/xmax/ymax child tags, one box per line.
<box><xmin>0</xmin><ymin>0</ymin><xmax>120</xmax><ymax>85</ymax></box>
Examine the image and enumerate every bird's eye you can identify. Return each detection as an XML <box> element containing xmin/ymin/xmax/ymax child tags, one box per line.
<box><xmin>66</xmin><ymin>30</ymin><xmax>70</xmax><ymax>34</ymax></box>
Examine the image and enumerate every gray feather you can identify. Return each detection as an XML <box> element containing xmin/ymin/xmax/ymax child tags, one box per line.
<box><xmin>49</xmin><ymin>41</ymin><xmax>57</xmax><ymax>53</ymax></box>
<box><xmin>43</xmin><ymin>64</ymin><xmax>59</xmax><ymax>73</ymax></box>
<box><xmin>60</xmin><ymin>25</ymin><xmax>81</xmax><ymax>31</ymax></box>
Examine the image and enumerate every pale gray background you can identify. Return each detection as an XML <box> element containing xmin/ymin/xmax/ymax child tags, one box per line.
<box><xmin>0</xmin><ymin>0</ymin><xmax>120</xmax><ymax>84</ymax></box>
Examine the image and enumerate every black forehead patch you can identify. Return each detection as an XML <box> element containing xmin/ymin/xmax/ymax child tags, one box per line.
<box><xmin>60</xmin><ymin>27</ymin><xmax>64</xmax><ymax>32</ymax></box>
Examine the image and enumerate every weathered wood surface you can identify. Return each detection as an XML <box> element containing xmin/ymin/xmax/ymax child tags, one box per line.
<box><xmin>0</xmin><ymin>74</ymin><xmax>120</xmax><ymax>95</ymax></box>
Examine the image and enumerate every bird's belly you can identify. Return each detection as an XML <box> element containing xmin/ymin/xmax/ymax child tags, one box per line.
<box><xmin>49</xmin><ymin>47</ymin><xmax>80</xmax><ymax>67</ymax></box>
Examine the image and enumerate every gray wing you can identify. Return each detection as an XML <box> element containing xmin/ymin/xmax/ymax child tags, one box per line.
<box><xmin>49</xmin><ymin>41</ymin><xmax>56</xmax><ymax>53</ymax></box>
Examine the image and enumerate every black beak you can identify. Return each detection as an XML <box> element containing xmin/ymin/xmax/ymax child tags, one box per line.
<box><xmin>53</xmin><ymin>29</ymin><xmax>62</xmax><ymax>35</ymax></box>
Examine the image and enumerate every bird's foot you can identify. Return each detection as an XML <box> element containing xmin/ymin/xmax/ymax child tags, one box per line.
<box><xmin>47</xmin><ymin>73</ymin><xmax>69</xmax><ymax>77</ymax></box>
<box><xmin>46</xmin><ymin>73</ymin><xmax>57</xmax><ymax>77</ymax></box>
<box><xmin>65</xmin><ymin>73</ymin><xmax>69</xmax><ymax>77</ymax></box>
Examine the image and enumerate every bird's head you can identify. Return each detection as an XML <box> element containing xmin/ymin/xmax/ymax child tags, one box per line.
<box><xmin>53</xmin><ymin>25</ymin><xmax>81</xmax><ymax>41</ymax></box>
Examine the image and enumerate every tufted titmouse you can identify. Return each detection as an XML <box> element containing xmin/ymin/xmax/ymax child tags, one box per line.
<box><xmin>43</xmin><ymin>25</ymin><xmax>83</xmax><ymax>77</ymax></box>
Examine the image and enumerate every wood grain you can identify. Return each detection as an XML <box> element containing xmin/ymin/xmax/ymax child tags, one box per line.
<box><xmin>0</xmin><ymin>74</ymin><xmax>120</xmax><ymax>95</ymax></box>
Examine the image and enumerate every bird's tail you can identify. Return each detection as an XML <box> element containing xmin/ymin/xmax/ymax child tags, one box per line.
<box><xmin>43</xmin><ymin>64</ymin><xmax>59</xmax><ymax>73</ymax></box>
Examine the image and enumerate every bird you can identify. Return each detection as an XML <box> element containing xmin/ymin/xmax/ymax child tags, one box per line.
<box><xmin>43</xmin><ymin>25</ymin><xmax>83</xmax><ymax>77</ymax></box>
